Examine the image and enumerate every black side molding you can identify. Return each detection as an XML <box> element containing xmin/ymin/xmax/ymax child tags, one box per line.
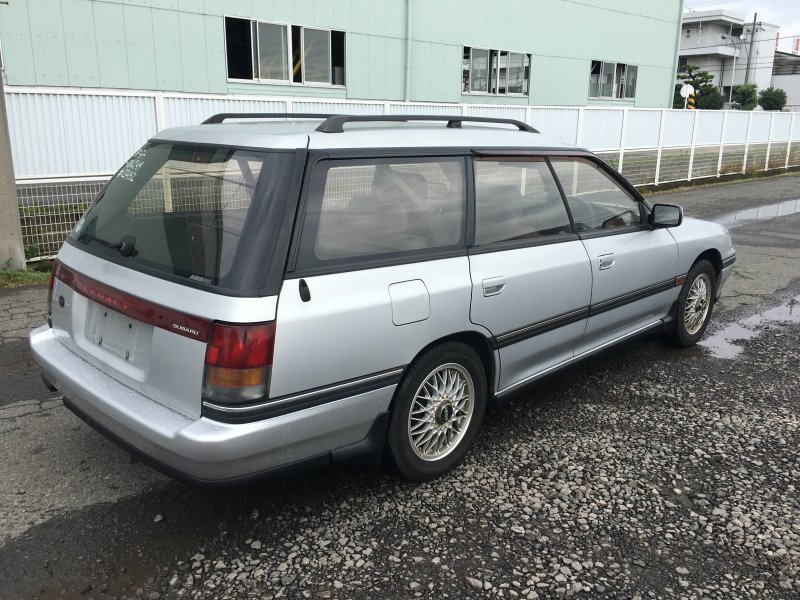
<box><xmin>489</xmin><ymin>278</ymin><xmax>676</xmax><ymax>349</ymax></box>
<box><xmin>202</xmin><ymin>367</ymin><xmax>404</xmax><ymax>424</ymax></box>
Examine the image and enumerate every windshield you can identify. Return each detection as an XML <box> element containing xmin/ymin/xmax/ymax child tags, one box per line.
<box><xmin>70</xmin><ymin>143</ymin><xmax>296</xmax><ymax>293</ymax></box>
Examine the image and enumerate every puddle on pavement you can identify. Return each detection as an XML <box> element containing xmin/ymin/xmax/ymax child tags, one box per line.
<box><xmin>715</xmin><ymin>198</ymin><xmax>800</xmax><ymax>229</ymax></box>
<box><xmin>700</xmin><ymin>294</ymin><xmax>800</xmax><ymax>359</ymax></box>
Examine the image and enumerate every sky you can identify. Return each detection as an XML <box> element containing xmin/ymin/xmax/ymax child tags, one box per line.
<box><xmin>684</xmin><ymin>0</ymin><xmax>800</xmax><ymax>53</ymax></box>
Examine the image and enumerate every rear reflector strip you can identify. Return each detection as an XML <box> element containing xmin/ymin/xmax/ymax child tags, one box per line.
<box><xmin>53</xmin><ymin>261</ymin><xmax>210</xmax><ymax>342</ymax></box>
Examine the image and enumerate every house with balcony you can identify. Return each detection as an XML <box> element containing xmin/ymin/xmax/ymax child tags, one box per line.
<box><xmin>679</xmin><ymin>9</ymin><xmax>779</xmax><ymax>101</ymax></box>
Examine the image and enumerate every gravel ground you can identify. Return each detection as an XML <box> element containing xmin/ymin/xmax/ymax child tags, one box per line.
<box><xmin>131</xmin><ymin>292</ymin><xmax>800</xmax><ymax>600</ymax></box>
<box><xmin>2</xmin><ymin>175</ymin><xmax>799</xmax><ymax>600</ymax></box>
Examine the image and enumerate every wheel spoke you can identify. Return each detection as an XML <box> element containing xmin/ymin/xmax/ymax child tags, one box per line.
<box><xmin>683</xmin><ymin>273</ymin><xmax>712</xmax><ymax>335</ymax></box>
<box><xmin>406</xmin><ymin>363</ymin><xmax>476</xmax><ymax>462</ymax></box>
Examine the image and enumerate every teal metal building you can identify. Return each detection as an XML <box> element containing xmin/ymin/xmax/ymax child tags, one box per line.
<box><xmin>1</xmin><ymin>0</ymin><xmax>682</xmax><ymax>108</ymax></box>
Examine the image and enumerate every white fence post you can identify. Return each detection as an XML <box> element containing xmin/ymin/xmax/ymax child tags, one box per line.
<box><xmin>285</xmin><ymin>98</ymin><xmax>292</xmax><ymax>113</ymax></box>
<box><xmin>716</xmin><ymin>110</ymin><xmax>728</xmax><ymax>177</ymax></box>
<box><xmin>765</xmin><ymin>112</ymin><xmax>775</xmax><ymax>171</ymax></box>
<box><xmin>526</xmin><ymin>105</ymin><xmax>532</xmax><ymax>128</ymax></box>
<box><xmin>742</xmin><ymin>111</ymin><xmax>753</xmax><ymax>173</ymax></box>
<box><xmin>687</xmin><ymin>109</ymin><xmax>699</xmax><ymax>181</ymax></box>
<box><xmin>575</xmin><ymin>107</ymin><xmax>585</xmax><ymax>146</ymax></box>
<box><xmin>618</xmin><ymin>108</ymin><xmax>629</xmax><ymax>173</ymax></box>
<box><xmin>787</xmin><ymin>113</ymin><xmax>796</xmax><ymax>169</ymax></box>
<box><xmin>654</xmin><ymin>109</ymin><xmax>666</xmax><ymax>185</ymax></box>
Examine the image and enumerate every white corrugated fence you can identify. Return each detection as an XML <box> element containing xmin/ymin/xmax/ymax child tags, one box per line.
<box><xmin>5</xmin><ymin>86</ymin><xmax>800</xmax><ymax>261</ymax></box>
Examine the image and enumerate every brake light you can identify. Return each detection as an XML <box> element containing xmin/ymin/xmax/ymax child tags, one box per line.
<box><xmin>202</xmin><ymin>322</ymin><xmax>275</xmax><ymax>406</ymax></box>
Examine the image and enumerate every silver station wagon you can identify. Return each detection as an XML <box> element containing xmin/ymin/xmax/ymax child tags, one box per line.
<box><xmin>30</xmin><ymin>114</ymin><xmax>735</xmax><ymax>484</ymax></box>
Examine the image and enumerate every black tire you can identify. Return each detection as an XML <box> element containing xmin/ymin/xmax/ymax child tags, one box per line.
<box><xmin>387</xmin><ymin>342</ymin><xmax>487</xmax><ymax>482</ymax></box>
<box><xmin>670</xmin><ymin>259</ymin><xmax>717</xmax><ymax>347</ymax></box>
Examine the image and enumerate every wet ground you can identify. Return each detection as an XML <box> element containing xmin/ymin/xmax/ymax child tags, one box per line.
<box><xmin>1</xmin><ymin>173</ymin><xmax>799</xmax><ymax>599</ymax></box>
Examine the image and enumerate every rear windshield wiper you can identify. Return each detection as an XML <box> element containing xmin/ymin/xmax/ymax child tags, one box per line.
<box><xmin>78</xmin><ymin>233</ymin><xmax>138</xmax><ymax>257</ymax></box>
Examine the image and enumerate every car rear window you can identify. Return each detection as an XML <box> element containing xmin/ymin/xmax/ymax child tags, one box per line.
<box><xmin>69</xmin><ymin>143</ymin><xmax>297</xmax><ymax>293</ymax></box>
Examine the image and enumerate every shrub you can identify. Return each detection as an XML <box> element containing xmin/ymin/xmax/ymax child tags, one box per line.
<box><xmin>731</xmin><ymin>84</ymin><xmax>758</xmax><ymax>110</ymax></box>
<box><xmin>758</xmin><ymin>87</ymin><xmax>788</xmax><ymax>111</ymax></box>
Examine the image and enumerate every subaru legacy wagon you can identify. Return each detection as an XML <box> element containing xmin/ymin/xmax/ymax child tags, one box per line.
<box><xmin>30</xmin><ymin>114</ymin><xmax>735</xmax><ymax>484</ymax></box>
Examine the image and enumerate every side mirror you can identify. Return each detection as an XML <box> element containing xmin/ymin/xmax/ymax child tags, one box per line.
<box><xmin>650</xmin><ymin>204</ymin><xmax>683</xmax><ymax>229</ymax></box>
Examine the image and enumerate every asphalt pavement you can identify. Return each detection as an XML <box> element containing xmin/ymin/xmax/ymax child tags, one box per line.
<box><xmin>1</xmin><ymin>173</ymin><xmax>799</xmax><ymax>599</ymax></box>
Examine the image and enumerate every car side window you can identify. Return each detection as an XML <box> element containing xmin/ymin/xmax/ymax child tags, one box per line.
<box><xmin>300</xmin><ymin>158</ymin><xmax>465</xmax><ymax>264</ymax></box>
<box><xmin>473</xmin><ymin>159</ymin><xmax>573</xmax><ymax>245</ymax></box>
<box><xmin>550</xmin><ymin>159</ymin><xmax>642</xmax><ymax>231</ymax></box>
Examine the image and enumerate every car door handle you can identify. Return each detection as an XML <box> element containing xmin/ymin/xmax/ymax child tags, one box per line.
<box><xmin>482</xmin><ymin>277</ymin><xmax>506</xmax><ymax>297</ymax></box>
<box><xmin>598</xmin><ymin>254</ymin><xmax>615</xmax><ymax>270</ymax></box>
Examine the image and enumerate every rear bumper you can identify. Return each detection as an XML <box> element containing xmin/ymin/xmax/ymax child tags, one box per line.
<box><xmin>29</xmin><ymin>325</ymin><xmax>394</xmax><ymax>485</ymax></box>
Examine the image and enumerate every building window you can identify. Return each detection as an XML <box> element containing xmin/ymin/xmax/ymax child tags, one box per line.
<box><xmin>225</xmin><ymin>17</ymin><xmax>345</xmax><ymax>86</ymax></box>
<box><xmin>589</xmin><ymin>60</ymin><xmax>637</xmax><ymax>99</ymax></box>
<box><xmin>462</xmin><ymin>47</ymin><xmax>530</xmax><ymax>96</ymax></box>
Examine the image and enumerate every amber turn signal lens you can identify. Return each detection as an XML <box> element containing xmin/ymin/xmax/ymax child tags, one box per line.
<box><xmin>205</xmin><ymin>365</ymin><xmax>266</xmax><ymax>388</ymax></box>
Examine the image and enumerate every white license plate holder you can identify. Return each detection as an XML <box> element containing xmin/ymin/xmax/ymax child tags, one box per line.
<box><xmin>86</xmin><ymin>302</ymin><xmax>141</xmax><ymax>361</ymax></box>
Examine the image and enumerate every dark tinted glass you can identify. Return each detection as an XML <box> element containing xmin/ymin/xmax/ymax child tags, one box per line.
<box><xmin>302</xmin><ymin>158</ymin><xmax>465</xmax><ymax>264</ymax></box>
<box><xmin>474</xmin><ymin>160</ymin><xmax>572</xmax><ymax>245</ymax></box>
<box><xmin>70</xmin><ymin>143</ymin><xmax>294</xmax><ymax>292</ymax></box>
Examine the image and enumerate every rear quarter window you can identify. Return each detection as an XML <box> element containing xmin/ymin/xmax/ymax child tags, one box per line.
<box><xmin>296</xmin><ymin>157</ymin><xmax>466</xmax><ymax>269</ymax></box>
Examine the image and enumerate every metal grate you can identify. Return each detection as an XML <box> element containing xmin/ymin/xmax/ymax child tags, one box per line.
<box><xmin>17</xmin><ymin>180</ymin><xmax>108</xmax><ymax>260</ymax></box>
<box><xmin>720</xmin><ymin>145</ymin><xmax>746</xmax><ymax>175</ymax></box>
<box><xmin>789</xmin><ymin>144</ymin><xmax>800</xmax><ymax>168</ymax></box>
<box><xmin>745</xmin><ymin>144</ymin><xmax>769</xmax><ymax>173</ymax></box>
<box><xmin>690</xmin><ymin>146</ymin><xmax>721</xmax><ymax>179</ymax></box>
<box><xmin>620</xmin><ymin>150</ymin><xmax>658</xmax><ymax>186</ymax></box>
<box><xmin>767</xmin><ymin>147</ymin><xmax>788</xmax><ymax>170</ymax></box>
<box><xmin>657</xmin><ymin>148</ymin><xmax>691</xmax><ymax>183</ymax></box>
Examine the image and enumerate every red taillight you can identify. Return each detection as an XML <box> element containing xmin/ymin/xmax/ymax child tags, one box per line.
<box><xmin>205</xmin><ymin>322</ymin><xmax>274</xmax><ymax>369</ymax></box>
<box><xmin>202</xmin><ymin>322</ymin><xmax>275</xmax><ymax>406</ymax></box>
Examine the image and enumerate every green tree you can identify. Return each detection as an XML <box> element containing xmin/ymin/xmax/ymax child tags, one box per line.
<box><xmin>696</xmin><ymin>86</ymin><xmax>724</xmax><ymax>110</ymax></box>
<box><xmin>673</xmin><ymin>64</ymin><xmax>724</xmax><ymax>109</ymax></box>
<box><xmin>731</xmin><ymin>83</ymin><xmax>758</xmax><ymax>110</ymax></box>
<box><xmin>758</xmin><ymin>87</ymin><xmax>787</xmax><ymax>111</ymax></box>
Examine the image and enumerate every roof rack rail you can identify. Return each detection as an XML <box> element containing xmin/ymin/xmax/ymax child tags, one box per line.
<box><xmin>315</xmin><ymin>115</ymin><xmax>538</xmax><ymax>134</ymax></box>
<box><xmin>202</xmin><ymin>112</ymin><xmax>336</xmax><ymax>124</ymax></box>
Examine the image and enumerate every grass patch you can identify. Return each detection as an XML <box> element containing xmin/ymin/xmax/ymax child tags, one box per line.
<box><xmin>0</xmin><ymin>263</ymin><xmax>52</xmax><ymax>288</ymax></box>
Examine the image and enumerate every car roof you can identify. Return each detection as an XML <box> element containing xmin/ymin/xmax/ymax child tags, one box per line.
<box><xmin>151</xmin><ymin>119</ymin><xmax>579</xmax><ymax>152</ymax></box>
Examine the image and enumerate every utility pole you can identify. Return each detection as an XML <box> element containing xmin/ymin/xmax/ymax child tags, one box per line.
<box><xmin>0</xmin><ymin>66</ymin><xmax>25</xmax><ymax>270</ymax></box>
<box><xmin>744</xmin><ymin>12</ymin><xmax>758</xmax><ymax>84</ymax></box>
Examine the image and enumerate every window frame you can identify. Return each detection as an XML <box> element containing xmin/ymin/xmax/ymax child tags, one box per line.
<box><xmin>588</xmin><ymin>59</ymin><xmax>638</xmax><ymax>100</ymax></box>
<box><xmin>224</xmin><ymin>16</ymin><xmax>346</xmax><ymax>88</ymax></box>
<box><xmin>470</xmin><ymin>155</ymin><xmax>578</xmax><ymax>250</ymax></box>
<box><xmin>548</xmin><ymin>156</ymin><xmax>651</xmax><ymax>239</ymax></box>
<box><xmin>462</xmin><ymin>46</ymin><xmax>531</xmax><ymax>97</ymax></box>
<box><xmin>289</xmin><ymin>153</ymin><xmax>470</xmax><ymax>277</ymax></box>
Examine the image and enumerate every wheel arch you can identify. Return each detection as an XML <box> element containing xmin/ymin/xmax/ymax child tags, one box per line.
<box><xmin>391</xmin><ymin>330</ymin><xmax>497</xmax><ymax>411</ymax></box>
<box><xmin>693</xmin><ymin>248</ymin><xmax>722</xmax><ymax>281</ymax></box>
